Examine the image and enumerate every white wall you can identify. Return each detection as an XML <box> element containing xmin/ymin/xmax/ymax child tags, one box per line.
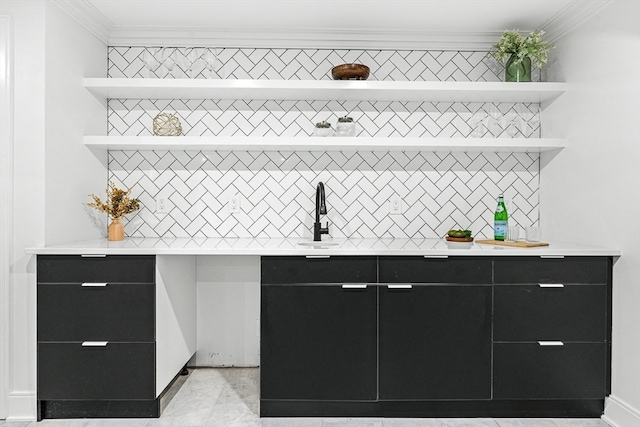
<box><xmin>0</xmin><ymin>0</ymin><xmax>107</xmax><ymax>420</ymax></box>
<box><xmin>542</xmin><ymin>1</ymin><xmax>640</xmax><ymax>425</ymax></box>
<box><xmin>195</xmin><ymin>256</ymin><xmax>260</xmax><ymax>367</ymax></box>
<box><xmin>44</xmin><ymin>2</ymin><xmax>107</xmax><ymax>245</ymax></box>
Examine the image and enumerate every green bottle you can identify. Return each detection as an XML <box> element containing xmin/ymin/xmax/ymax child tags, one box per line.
<box><xmin>494</xmin><ymin>194</ymin><xmax>508</xmax><ymax>241</ymax></box>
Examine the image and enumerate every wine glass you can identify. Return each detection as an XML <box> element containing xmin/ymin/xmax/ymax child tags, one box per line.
<box><xmin>161</xmin><ymin>48</ymin><xmax>176</xmax><ymax>78</ymax></box>
<box><xmin>203</xmin><ymin>48</ymin><xmax>219</xmax><ymax>79</ymax></box>
<box><xmin>469</xmin><ymin>110</ymin><xmax>487</xmax><ymax>138</ymax></box>
<box><xmin>487</xmin><ymin>104</ymin><xmax>502</xmax><ymax>137</ymax></box>
<box><xmin>504</xmin><ymin>111</ymin><xmax>519</xmax><ymax>137</ymax></box>
<box><xmin>142</xmin><ymin>48</ymin><xmax>160</xmax><ymax>78</ymax></box>
<box><xmin>174</xmin><ymin>48</ymin><xmax>191</xmax><ymax>78</ymax></box>
<box><xmin>186</xmin><ymin>47</ymin><xmax>204</xmax><ymax>78</ymax></box>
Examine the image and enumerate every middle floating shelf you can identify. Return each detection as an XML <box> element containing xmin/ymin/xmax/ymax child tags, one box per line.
<box><xmin>83</xmin><ymin>78</ymin><xmax>567</xmax><ymax>104</ymax></box>
<box><xmin>84</xmin><ymin>136</ymin><xmax>567</xmax><ymax>153</ymax></box>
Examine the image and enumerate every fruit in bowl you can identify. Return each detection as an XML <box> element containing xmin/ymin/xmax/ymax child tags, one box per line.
<box><xmin>445</xmin><ymin>229</ymin><xmax>473</xmax><ymax>242</ymax></box>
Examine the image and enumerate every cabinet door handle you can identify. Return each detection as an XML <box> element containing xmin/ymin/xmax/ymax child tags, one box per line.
<box><xmin>538</xmin><ymin>341</ymin><xmax>564</xmax><ymax>346</ymax></box>
<box><xmin>424</xmin><ymin>255</ymin><xmax>448</xmax><ymax>259</ymax></box>
<box><xmin>341</xmin><ymin>284</ymin><xmax>368</xmax><ymax>289</ymax></box>
<box><xmin>387</xmin><ymin>284</ymin><xmax>413</xmax><ymax>290</ymax></box>
<box><xmin>81</xmin><ymin>282</ymin><xmax>108</xmax><ymax>287</ymax></box>
<box><xmin>540</xmin><ymin>255</ymin><xmax>564</xmax><ymax>259</ymax></box>
<box><xmin>539</xmin><ymin>283</ymin><xmax>564</xmax><ymax>288</ymax></box>
<box><xmin>81</xmin><ymin>254</ymin><xmax>107</xmax><ymax>258</ymax></box>
<box><xmin>305</xmin><ymin>255</ymin><xmax>330</xmax><ymax>259</ymax></box>
<box><xmin>82</xmin><ymin>341</ymin><xmax>108</xmax><ymax>347</ymax></box>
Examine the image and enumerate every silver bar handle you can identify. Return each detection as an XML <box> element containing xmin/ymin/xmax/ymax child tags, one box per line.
<box><xmin>540</xmin><ymin>255</ymin><xmax>564</xmax><ymax>259</ymax></box>
<box><xmin>82</xmin><ymin>282</ymin><xmax>108</xmax><ymax>287</ymax></box>
<box><xmin>538</xmin><ymin>341</ymin><xmax>564</xmax><ymax>346</ymax></box>
<box><xmin>82</xmin><ymin>341</ymin><xmax>108</xmax><ymax>347</ymax></box>
<box><xmin>539</xmin><ymin>283</ymin><xmax>564</xmax><ymax>288</ymax></box>
<box><xmin>387</xmin><ymin>284</ymin><xmax>413</xmax><ymax>289</ymax></box>
<box><xmin>305</xmin><ymin>255</ymin><xmax>330</xmax><ymax>259</ymax></box>
<box><xmin>81</xmin><ymin>254</ymin><xmax>107</xmax><ymax>258</ymax></box>
<box><xmin>341</xmin><ymin>284</ymin><xmax>368</xmax><ymax>289</ymax></box>
<box><xmin>424</xmin><ymin>255</ymin><xmax>448</xmax><ymax>259</ymax></box>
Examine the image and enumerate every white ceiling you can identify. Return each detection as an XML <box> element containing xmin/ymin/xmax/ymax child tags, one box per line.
<box><xmin>53</xmin><ymin>0</ymin><xmax>612</xmax><ymax>49</ymax></box>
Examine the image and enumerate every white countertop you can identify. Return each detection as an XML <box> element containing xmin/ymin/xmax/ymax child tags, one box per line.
<box><xmin>26</xmin><ymin>237</ymin><xmax>620</xmax><ymax>257</ymax></box>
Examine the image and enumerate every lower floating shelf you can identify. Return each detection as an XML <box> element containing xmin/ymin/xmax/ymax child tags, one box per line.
<box><xmin>84</xmin><ymin>136</ymin><xmax>567</xmax><ymax>153</ymax></box>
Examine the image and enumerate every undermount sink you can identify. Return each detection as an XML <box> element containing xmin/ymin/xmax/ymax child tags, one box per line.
<box><xmin>297</xmin><ymin>241</ymin><xmax>340</xmax><ymax>247</ymax></box>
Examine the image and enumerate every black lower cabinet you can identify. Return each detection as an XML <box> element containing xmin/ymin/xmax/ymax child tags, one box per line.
<box><xmin>261</xmin><ymin>255</ymin><xmax>613</xmax><ymax>418</ymax></box>
<box><xmin>37</xmin><ymin>255</ymin><xmax>160</xmax><ymax>420</ymax></box>
<box><xmin>379</xmin><ymin>284</ymin><xmax>491</xmax><ymax>400</ymax></box>
<box><xmin>261</xmin><ymin>284</ymin><xmax>377</xmax><ymax>401</ymax></box>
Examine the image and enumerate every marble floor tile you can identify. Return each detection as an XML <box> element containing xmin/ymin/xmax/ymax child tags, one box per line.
<box><xmin>261</xmin><ymin>418</ymin><xmax>324</xmax><ymax>427</ymax></box>
<box><xmin>25</xmin><ymin>421</ymin><xmax>89</xmax><ymax>427</ymax></box>
<box><xmin>203</xmin><ymin>403</ymin><xmax>261</xmax><ymax>427</ymax></box>
<box><xmin>496</xmin><ymin>420</ymin><xmax>559</xmax><ymax>427</ymax></box>
<box><xmin>214</xmin><ymin>368</ymin><xmax>260</xmax><ymax>410</ymax></box>
<box><xmin>437</xmin><ymin>419</ymin><xmax>499</xmax><ymax>427</ymax></box>
<box><xmin>552</xmin><ymin>420</ymin><xmax>610</xmax><ymax>427</ymax></box>
<box><xmin>322</xmin><ymin>419</ymin><xmax>383</xmax><ymax>427</ymax></box>
<box><xmin>382</xmin><ymin>419</ymin><xmax>448</xmax><ymax>427</ymax></box>
<box><xmin>63</xmin><ymin>420</ymin><xmax>149</xmax><ymax>427</ymax></box>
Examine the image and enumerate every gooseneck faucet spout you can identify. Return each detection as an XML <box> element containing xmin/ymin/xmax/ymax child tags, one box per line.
<box><xmin>313</xmin><ymin>182</ymin><xmax>329</xmax><ymax>241</ymax></box>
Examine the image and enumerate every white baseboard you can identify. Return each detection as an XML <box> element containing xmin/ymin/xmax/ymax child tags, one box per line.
<box><xmin>603</xmin><ymin>395</ymin><xmax>640</xmax><ymax>427</ymax></box>
<box><xmin>6</xmin><ymin>392</ymin><xmax>36</xmax><ymax>421</ymax></box>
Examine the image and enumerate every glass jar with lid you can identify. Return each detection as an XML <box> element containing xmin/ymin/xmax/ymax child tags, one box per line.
<box><xmin>314</xmin><ymin>121</ymin><xmax>333</xmax><ymax>137</ymax></box>
<box><xmin>335</xmin><ymin>116</ymin><xmax>356</xmax><ymax>137</ymax></box>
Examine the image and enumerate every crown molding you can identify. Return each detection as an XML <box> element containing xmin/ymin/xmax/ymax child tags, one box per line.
<box><xmin>107</xmin><ymin>27</ymin><xmax>507</xmax><ymax>51</ymax></box>
<box><xmin>55</xmin><ymin>0</ymin><xmax>612</xmax><ymax>51</ymax></box>
<box><xmin>51</xmin><ymin>0</ymin><xmax>112</xmax><ymax>45</ymax></box>
<box><xmin>540</xmin><ymin>0</ymin><xmax>612</xmax><ymax>42</ymax></box>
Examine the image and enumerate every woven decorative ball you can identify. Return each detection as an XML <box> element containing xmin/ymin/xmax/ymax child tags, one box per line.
<box><xmin>153</xmin><ymin>113</ymin><xmax>182</xmax><ymax>136</ymax></box>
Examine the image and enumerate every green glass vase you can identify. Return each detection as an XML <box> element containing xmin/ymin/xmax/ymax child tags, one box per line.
<box><xmin>505</xmin><ymin>54</ymin><xmax>531</xmax><ymax>82</ymax></box>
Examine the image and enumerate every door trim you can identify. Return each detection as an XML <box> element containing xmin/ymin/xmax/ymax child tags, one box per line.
<box><xmin>0</xmin><ymin>14</ymin><xmax>14</xmax><ymax>421</ymax></box>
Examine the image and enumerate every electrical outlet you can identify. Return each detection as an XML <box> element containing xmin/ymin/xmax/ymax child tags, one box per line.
<box><xmin>390</xmin><ymin>196</ymin><xmax>402</xmax><ymax>215</ymax></box>
<box><xmin>156</xmin><ymin>197</ymin><xmax>169</xmax><ymax>214</ymax></box>
<box><xmin>228</xmin><ymin>194</ymin><xmax>240</xmax><ymax>213</ymax></box>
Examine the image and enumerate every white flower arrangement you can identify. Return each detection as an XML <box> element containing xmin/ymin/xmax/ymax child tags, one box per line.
<box><xmin>490</xmin><ymin>29</ymin><xmax>555</xmax><ymax>68</ymax></box>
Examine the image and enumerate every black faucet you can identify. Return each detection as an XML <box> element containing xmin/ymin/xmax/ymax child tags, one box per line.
<box><xmin>313</xmin><ymin>182</ymin><xmax>329</xmax><ymax>241</ymax></box>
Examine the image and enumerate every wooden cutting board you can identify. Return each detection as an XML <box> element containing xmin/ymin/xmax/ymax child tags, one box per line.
<box><xmin>476</xmin><ymin>239</ymin><xmax>549</xmax><ymax>248</ymax></box>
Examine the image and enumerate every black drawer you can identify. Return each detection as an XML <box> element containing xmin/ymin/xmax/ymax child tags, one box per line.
<box><xmin>378</xmin><ymin>256</ymin><xmax>492</xmax><ymax>284</ymax></box>
<box><xmin>493</xmin><ymin>342</ymin><xmax>607</xmax><ymax>399</ymax></box>
<box><xmin>261</xmin><ymin>256</ymin><xmax>377</xmax><ymax>284</ymax></box>
<box><xmin>38</xmin><ymin>283</ymin><xmax>155</xmax><ymax>342</ymax></box>
<box><xmin>37</xmin><ymin>255</ymin><xmax>155</xmax><ymax>284</ymax></box>
<box><xmin>494</xmin><ymin>256</ymin><xmax>609</xmax><ymax>284</ymax></box>
<box><xmin>38</xmin><ymin>342</ymin><xmax>155</xmax><ymax>400</ymax></box>
<box><xmin>494</xmin><ymin>284</ymin><xmax>607</xmax><ymax>342</ymax></box>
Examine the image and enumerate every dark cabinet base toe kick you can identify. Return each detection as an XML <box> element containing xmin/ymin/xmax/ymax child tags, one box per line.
<box><xmin>260</xmin><ymin>399</ymin><xmax>605</xmax><ymax>418</ymax></box>
<box><xmin>39</xmin><ymin>399</ymin><xmax>161</xmax><ymax>420</ymax></box>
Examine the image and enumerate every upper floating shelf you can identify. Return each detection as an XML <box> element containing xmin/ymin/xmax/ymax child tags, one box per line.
<box><xmin>84</xmin><ymin>136</ymin><xmax>567</xmax><ymax>153</ymax></box>
<box><xmin>84</xmin><ymin>78</ymin><xmax>567</xmax><ymax>104</ymax></box>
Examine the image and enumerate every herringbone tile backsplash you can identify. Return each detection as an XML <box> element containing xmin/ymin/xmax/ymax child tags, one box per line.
<box><xmin>107</xmin><ymin>47</ymin><xmax>540</xmax><ymax>239</ymax></box>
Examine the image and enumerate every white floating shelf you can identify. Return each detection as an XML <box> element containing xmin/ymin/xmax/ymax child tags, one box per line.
<box><xmin>84</xmin><ymin>136</ymin><xmax>567</xmax><ymax>153</ymax></box>
<box><xmin>84</xmin><ymin>78</ymin><xmax>566</xmax><ymax>104</ymax></box>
